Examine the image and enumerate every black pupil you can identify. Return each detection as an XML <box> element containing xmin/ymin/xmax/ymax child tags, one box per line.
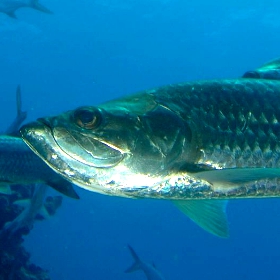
<box><xmin>79</xmin><ymin>109</ymin><xmax>95</xmax><ymax>124</ymax></box>
<box><xmin>74</xmin><ymin>107</ymin><xmax>101</xmax><ymax>129</ymax></box>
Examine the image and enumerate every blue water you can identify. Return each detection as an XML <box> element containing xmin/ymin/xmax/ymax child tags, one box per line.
<box><xmin>1</xmin><ymin>0</ymin><xmax>280</xmax><ymax>279</ymax></box>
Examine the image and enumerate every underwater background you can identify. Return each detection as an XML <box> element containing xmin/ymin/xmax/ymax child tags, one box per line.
<box><xmin>1</xmin><ymin>0</ymin><xmax>280</xmax><ymax>279</ymax></box>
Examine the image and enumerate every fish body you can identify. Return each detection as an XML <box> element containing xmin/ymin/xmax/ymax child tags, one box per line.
<box><xmin>0</xmin><ymin>0</ymin><xmax>52</xmax><ymax>18</ymax></box>
<box><xmin>125</xmin><ymin>245</ymin><xmax>165</xmax><ymax>280</ymax></box>
<box><xmin>19</xmin><ymin>59</ymin><xmax>280</xmax><ymax>237</ymax></box>
<box><xmin>20</xmin><ymin>78</ymin><xmax>280</xmax><ymax>200</ymax></box>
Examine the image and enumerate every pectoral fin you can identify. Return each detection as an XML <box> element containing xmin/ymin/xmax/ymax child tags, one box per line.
<box><xmin>173</xmin><ymin>200</ymin><xmax>229</xmax><ymax>238</ymax></box>
<box><xmin>46</xmin><ymin>178</ymin><xmax>79</xmax><ymax>199</ymax></box>
<box><xmin>193</xmin><ymin>168</ymin><xmax>280</xmax><ymax>191</ymax></box>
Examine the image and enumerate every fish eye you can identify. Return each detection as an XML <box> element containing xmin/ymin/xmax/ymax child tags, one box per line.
<box><xmin>73</xmin><ymin>107</ymin><xmax>102</xmax><ymax>129</ymax></box>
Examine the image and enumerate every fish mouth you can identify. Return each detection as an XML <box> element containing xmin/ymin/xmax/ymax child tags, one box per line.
<box><xmin>20</xmin><ymin>119</ymin><xmax>125</xmax><ymax>190</ymax></box>
<box><xmin>21</xmin><ymin>119</ymin><xmax>124</xmax><ymax>168</ymax></box>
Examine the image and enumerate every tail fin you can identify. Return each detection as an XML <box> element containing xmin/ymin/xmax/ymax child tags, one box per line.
<box><xmin>125</xmin><ymin>245</ymin><xmax>142</xmax><ymax>273</ymax></box>
<box><xmin>30</xmin><ymin>0</ymin><xmax>53</xmax><ymax>14</ymax></box>
<box><xmin>5</xmin><ymin>85</ymin><xmax>27</xmax><ymax>135</ymax></box>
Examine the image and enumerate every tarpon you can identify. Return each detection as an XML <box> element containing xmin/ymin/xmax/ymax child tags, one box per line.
<box><xmin>20</xmin><ymin>58</ymin><xmax>280</xmax><ymax>237</ymax></box>
<box><xmin>0</xmin><ymin>0</ymin><xmax>52</xmax><ymax>18</ymax></box>
<box><xmin>125</xmin><ymin>245</ymin><xmax>166</xmax><ymax>280</ymax></box>
<box><xmin>0</xmin><ymin>86</ymin><xmax>79</xmax><ymax>199</ymax></box>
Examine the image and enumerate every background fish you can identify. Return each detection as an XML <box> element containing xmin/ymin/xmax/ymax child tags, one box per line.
<box><xmin>0</xmin><ymin>0</ymin><xmax>52</xmax><ymax>18</ymax></box>
<box><xmin>125</xmin><ymin>245</ymin><xmax>166</xmax><ymax>280</ymax></box>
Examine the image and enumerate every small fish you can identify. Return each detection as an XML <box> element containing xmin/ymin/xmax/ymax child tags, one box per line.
<box><xmin>0</xmin><ymin>0</ymin><xmax>52</xmax><ymax>18</ymax></box>
<box><xmin>125</xmin><ymin>245</ymin><xmax>166</xmax><ymax>280</ymax></box>
<box><xmin>0</xmin><ymin>85</ymin><xmax>79</xmax><ymax>199</ymax></box>
<box><xmin>20</xmin><ymin>58</ymin><xmax>280</xmax><ymax>237</ymax></box>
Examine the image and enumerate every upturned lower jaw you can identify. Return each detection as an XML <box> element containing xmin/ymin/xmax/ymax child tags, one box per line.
<box><xmin>20</xmin><ymin>121</ymin><xmax>59</xmax><ymax>162</ymax></box>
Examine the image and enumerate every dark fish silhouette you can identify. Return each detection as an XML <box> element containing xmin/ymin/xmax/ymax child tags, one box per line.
<box><xmin>125</xmin><ymin>245</ymin><xmax>166</xmax><ymax>280</ymax></box>
<box><xmin>0</xmin><ymin>0</ymin><xmax>52</xmax><ymax>18</ymax></box>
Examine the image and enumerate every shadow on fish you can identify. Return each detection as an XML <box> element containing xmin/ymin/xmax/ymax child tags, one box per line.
<box><xmin>125</xmin><ymin>245</ymin><xmax>166</xmax><ymax>280</ymax></box>
<box><xmin>20</xmin><ymin>57</ymin><xmax>280</xmax><ymax>238</ymax></box>
<box><xmin>0</xmin><ymin>0</ymin><xmax>52</xmax><ymax>18</ymax></box>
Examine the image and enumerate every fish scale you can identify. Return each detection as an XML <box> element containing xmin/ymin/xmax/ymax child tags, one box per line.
<box><xmin>154</xmin><ymin>79</ymin><xmax>280</xmax><ymax>169</ymax></box>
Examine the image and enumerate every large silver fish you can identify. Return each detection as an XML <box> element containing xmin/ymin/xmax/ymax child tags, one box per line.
<box><xmin>20</xmin><ymin>58</ymin><xmax>280</xmax><ymax>237</ymax></box>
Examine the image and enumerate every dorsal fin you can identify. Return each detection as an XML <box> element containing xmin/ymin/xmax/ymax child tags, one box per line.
<box><xmin>259</xmin><ymin>58</ymin><xmax>280</xmax><ymax>69</ymax></box>
<box><xmin>243</xmin><ymin>57</ymin><xmax>280</xmax><ymax>80</ymax></box>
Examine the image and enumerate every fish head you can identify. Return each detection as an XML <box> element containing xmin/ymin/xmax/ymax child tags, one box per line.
<box><xmin>20</xmin><ymin>93</ymin><xmax>193</xmax><ymax>197</ymax></box>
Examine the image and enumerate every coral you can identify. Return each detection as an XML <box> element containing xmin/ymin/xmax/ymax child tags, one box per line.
<box><xmin>0</xmin><ymin>184</ymin><xmax>62</xmax><ymax>279</ymax></box>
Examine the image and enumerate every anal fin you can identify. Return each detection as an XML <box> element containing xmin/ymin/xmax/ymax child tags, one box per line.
<box><xmin>173</xmin><ymin>199</ymin><xmax>229</xmax><ymax>238</ymax></box>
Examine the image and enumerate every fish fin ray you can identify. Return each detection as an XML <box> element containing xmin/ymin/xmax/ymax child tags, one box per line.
<box><xmin>173</xmin><ymin>200</ymin><xmax>229</xmax><ymax>238</ymax></box>
<box><xmin>193</xmin><ymin>168</ymin><xmax>280</xmax><ymax>190</ymax></box>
